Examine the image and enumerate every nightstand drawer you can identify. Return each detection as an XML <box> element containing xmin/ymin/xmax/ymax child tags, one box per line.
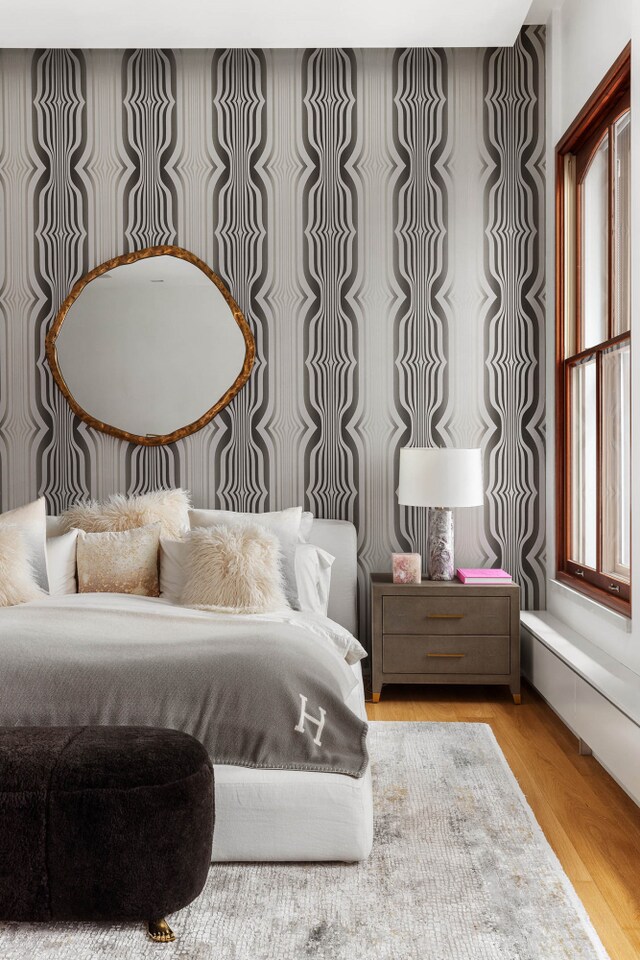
<box><xmin>383</xmin><ymin>634</ymin><xmax>511</xmax><ymax>675</ymax></box>
<box><xmin>383</xmin><ymin>595</ymin><xmax>510</xmax><ymax>636</ymax></box>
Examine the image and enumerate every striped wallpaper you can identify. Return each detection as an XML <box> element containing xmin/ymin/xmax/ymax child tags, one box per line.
<box><xmin>0</xmin><ymin>31</ymin><xmax>546</xmax><ymax>642</ymax></box>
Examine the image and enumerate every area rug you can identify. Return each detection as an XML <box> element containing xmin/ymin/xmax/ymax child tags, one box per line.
<box><xmin>0</xmin><ymin>722</ymin><xmax>610</xmax><ymax>960</ymax></box>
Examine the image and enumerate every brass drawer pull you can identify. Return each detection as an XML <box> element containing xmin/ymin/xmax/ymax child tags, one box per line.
<box><xmin>427</xmin><ymin>653</ymin><xmax>465</xmax><ymax>658</ymax></box>
<box><xmin>426</xmin><ymin>614</ymin><xmax>464</xmax><ymax>619</ymax></box>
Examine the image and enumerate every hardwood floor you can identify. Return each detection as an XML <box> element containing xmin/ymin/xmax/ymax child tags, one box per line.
<box><xmin>365</xmin><ymin>680</ymin><xmax>640</xmax><ymax>960</ymax></box>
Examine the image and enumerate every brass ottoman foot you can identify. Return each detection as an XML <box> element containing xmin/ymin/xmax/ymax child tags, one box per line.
<box><xmin>147</xmin><ymin>918</ymin><xmax>176</xmax><ymax>943</ymax></box>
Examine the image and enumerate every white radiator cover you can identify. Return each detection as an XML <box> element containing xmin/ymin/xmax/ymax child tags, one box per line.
<box><xmin>521</xmin><ymin>613</ymin><xmax>640</xmax><ymax>807</ymax></box>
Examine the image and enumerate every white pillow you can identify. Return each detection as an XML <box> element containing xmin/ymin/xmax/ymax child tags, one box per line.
<box><xmin>300</xmin><ymin>511</ymin><xmax>314</xmax><ymax>542</ymax></box>
<box><xmin>295</xmin><ymin>543</ymin><xmax>334</xmax><ymax>616</ymax></box>
<box><xmin>45</xmin><ymin>529</ymin><xmax>78</xmax><ymax>595</ymax></box>
<box><xmin>0</xmin><ymin>525</ymin><xmax>45</xmax><ymax>606</ymax></box>
<box><xmin>188</xmin><ymin>506</ymin><xmax>304</xmax><ymax>609</ymax></box>
<box><xmin>0</xmin><ymin>498</ymin><xmax>49</xmax><ymax>592</ymax></box>
<box><xmin>159</xmin><ymin>537</ymin><xmax>190</xmax><ymax>603</ymax></box>
<box><xmin>181</xmin><ymin>523</ymin><xmax>288</xmax><ymax>614</ymax></box>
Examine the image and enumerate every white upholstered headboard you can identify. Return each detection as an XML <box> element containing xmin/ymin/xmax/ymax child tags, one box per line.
<box><xmin>308</xmin><ymin>519</ymin><xmax>358</xmax><ymax>638</ymax></box>
<box><xmin>46</xmin><ymin>515</ymin><xmax>359</xmax><ymax>638</ymax></box>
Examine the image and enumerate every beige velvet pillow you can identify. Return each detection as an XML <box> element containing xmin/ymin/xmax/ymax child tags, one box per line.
<box><xmin>61</xmin><ymin>488</ymin><xmax>191</xmax><ymax>540</ymax></box>
<box><xmin>76</xmin><ymin>525</ymin><xmax>161</xmax><ymax>596</ymax></box>
<box><xmin>0</xmin><ymin>525</ymin><xmax>46</xmax><ymax>607</ymax></box>
<box><xmin>181</xmin><ymin>523</ymin><xmax>288</xmax><ymax>614</ymax></box>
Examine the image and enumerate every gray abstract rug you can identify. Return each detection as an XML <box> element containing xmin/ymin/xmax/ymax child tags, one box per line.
<box><xmin>0</xmin><ymin>722</ymin><xmax>610</xmax><ymax>960</ymax></box>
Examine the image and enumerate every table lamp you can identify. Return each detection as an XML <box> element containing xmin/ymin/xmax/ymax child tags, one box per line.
<box><xmin>397</xmin><ymin>447</ymin><xmax>484</xmax><ymax>580</ymax></box>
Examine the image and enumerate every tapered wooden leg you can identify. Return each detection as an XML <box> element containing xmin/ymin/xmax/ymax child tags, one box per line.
<box><xmin>512</xmin><ymin>694</ymin><xmax>522</xmax><ymax>705</ymax></box>
<box><xmin>147</xmin><ymin>918</ymin><xmax>175</xmax><ymax>943</ymax></box>
<box><xmin>371</xmin><ymin>692</ymin><xmax>381</xmax><ymax>703</ymax></box>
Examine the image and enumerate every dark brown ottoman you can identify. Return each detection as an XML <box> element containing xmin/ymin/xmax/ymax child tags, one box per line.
<box><xmin>0</xmin><ymin>726</ymin><xmax>214</xmax><ymax>943</ymax></box>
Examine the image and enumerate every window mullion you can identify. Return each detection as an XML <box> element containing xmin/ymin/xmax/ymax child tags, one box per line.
<box><xmin>607</xmin><ymin>123</ymin><xmax>614</xmax><ymax>341</ymax></box>
<box><xmin>596</xmin><ymin>347</ymin><xmax>603</xmax><ymax>576</ymax></box>
<box><xmin>576</xmin><ymin>178</ymin><xmax>582</xmax><ymax>354</ymax></box>
<box><xmin>564</xmin><ymin>358</ymin><xmax>572</xmax><ymax>567</ymax></box>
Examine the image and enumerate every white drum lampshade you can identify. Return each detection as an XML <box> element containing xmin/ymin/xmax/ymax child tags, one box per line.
<box><xmin>398</xmin><ymin>447</ymin><xmax>484</xmax><ymax>508</ymax></box>
<box><xmin>397</xmin><ymin>447</ymin><xmax>484</xmax><ymax>580</ymax></box>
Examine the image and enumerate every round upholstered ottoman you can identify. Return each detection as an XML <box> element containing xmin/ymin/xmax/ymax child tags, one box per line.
<box><xmin>0</xmin><ymin>726</ymin><xmax>214</xmax><ymax>943</ymax></box>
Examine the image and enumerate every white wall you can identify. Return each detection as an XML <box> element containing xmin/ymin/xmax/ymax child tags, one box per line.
<box><xmin>545</xmin><ymin>0</ymin><xmax>640</xmax><ymax>675</ymax></box>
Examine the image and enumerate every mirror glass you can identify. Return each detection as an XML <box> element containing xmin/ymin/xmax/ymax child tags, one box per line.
<box><xmin>48</xmin><ymin>248</ymin><xmax>254</xmax><ymax>445</ymax></box>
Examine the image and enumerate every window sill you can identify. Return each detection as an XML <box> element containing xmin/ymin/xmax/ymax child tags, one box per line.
<box><xmin>548</xmin><ymin>578</ymin><xmax>632</xmax><ymax>633</ymax></box>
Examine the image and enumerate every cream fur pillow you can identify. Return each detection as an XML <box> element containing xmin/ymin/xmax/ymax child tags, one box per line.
<box><xmin>76</xmin><ymin>524</ymin><xmax>161</xmax><ymax>596</ymax></box>
<box><xmin>0</xmin><ymin>525</ymin><xmax>46</xmax><ymax>606</ymax></box>
<box><xmin>0</xmin><ymin>498</ymin><xmax>49</xmax><ymax>592</ymax></box>
<box><xmin>61</xmin><ymin>488</ymin><xmax>190</xmax><ymax>540</ymax></box>
<box><xmin>181</xmin><ymin>523</ymin><xmax>288</xmax><ymax>614</ymax></box>
<box><xmin>188</xmin><ymin>506</ymin><xmax>303</xmax><ymax>609</ymax></box>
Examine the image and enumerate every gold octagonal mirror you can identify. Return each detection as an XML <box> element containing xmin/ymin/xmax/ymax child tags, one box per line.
<box><xmin>46</xmin><ymin>245</ymin><xmax>255</xmax><ymax>446</ymax></box>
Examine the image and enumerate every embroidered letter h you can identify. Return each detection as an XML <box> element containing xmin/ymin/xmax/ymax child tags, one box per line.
<box><xmin>294</xmin><ymin>694</ymin><xmax>327</xmax><ymax>747</ymax></box>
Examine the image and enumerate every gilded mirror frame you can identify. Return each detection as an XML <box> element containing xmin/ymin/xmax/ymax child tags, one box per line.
<box><xmin>46</xmin><ymin>245</ymin><xmax>255</xmax><ymax>446</ymax></box>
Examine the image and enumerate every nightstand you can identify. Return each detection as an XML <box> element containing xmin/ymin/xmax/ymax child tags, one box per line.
<box><xmin>370</xmin><ymin>573</ymin><xmax>521</xmax><ymax>703</ymax></box>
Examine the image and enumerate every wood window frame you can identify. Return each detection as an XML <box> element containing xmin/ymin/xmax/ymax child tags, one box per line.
<box><xmin>555</xmin><ymin>44</ymin><xmax>631</xmax><ymax>616</ymax></box>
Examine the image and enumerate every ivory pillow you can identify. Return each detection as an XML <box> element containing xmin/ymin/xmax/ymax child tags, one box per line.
<box><xmin>0</xmin><ymin>498</ymin><xmax>49</xmax><ymax>592</ymax></box>
<box><xmin>45</xmin><ymin>529</ymin><xmax>78</xmax><ymax>595</ymax></box>
<box><xmin>181</xmin><ymin>523</ymin><xmax>288</xmax><ymax>614</ymax></box>
<box><xmin>300</xmin><ymin>511</ymin><xmax>314</xmax><ymax>541</ymax></box>
<box><xmin>295</xmin><ymin>543</ymin><xmax>334</xmax><ymax>616</ymax></box>
<box><xmin>61</xmin><ymin>488</ymin><xmax>191</xmax><ymax>540</ymax></box>
<box><xmin>188</xmin><ymin>506</ymin><xmax>303</xmax><ymax>609</ymax></box>
<box><xmin>159</xmin><ymin>537</ymin><xmax>190</xmax><ymax>603</ymax></box>
<box><xmin>0</xmin><ymin>526</ymin><xmax>45</xmax><ymax>606</ymax></box>
<box><xmin>76</xmin><ymin>524</ymin><xmax>161</xmax><ymax>596</ymax></box>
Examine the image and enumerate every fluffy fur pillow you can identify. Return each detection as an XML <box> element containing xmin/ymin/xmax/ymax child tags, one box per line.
<box><xmin>0</xmin><ymin>525</ymin><xmax>46</xmax><ymax>606</ymax></box>
<box><xmin>0</xmin><ymin>498</ymin><xmax>49</xmax><ymax>592</ymax></box>
<box><xmin>76</xmin><ymin>525</ymin><xmax>161</xmax><ymax>596</ymax></box>
<box><xmin>188</xmin><ymin>506</ymin><xmax>303</xmax><ymax>609</ymax></box>
<box><xmin>61</xmin><ymin>489</ymin><xmax>191</xmax><ymax>540</ymax></box>
<box><xmin>181</xmin><ymin>523</ymin><xmax>288</xmax><ymax>614</ymax></box>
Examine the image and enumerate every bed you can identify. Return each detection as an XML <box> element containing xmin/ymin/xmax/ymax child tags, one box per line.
<box><xmin>213</xmin><ymin>519</ymin><xmax>372</xmax><ymax>862</ymax></box>
<box><xmin>1</xmin><ymin>518</ymin><xmax>373</xmax><ymax>863</ymax></box>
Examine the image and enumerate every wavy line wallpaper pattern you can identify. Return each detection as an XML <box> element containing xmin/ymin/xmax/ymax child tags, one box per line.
<box><xmin>0</xmin><ymin>31</ymin><xmax>545</xmax><ymax>645</ymax></box>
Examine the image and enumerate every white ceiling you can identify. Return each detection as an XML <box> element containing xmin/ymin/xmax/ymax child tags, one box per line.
<box><xmin>0</xmin><ymin>0</ymin><xmax>557</xmax><ymax>49</ymax></box>
<box><xmin>525</xmin><ymin>0</ymin><xmax>562</xmax><ymax>23</ymax></box>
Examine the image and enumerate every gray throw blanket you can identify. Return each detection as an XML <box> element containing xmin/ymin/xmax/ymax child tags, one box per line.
<box><xmin>0</xmin><ymin>594</ymin><xmax>368</xmax><ymax>778</ymax></box>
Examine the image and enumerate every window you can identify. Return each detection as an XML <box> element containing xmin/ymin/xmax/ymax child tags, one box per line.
<box><xmin>556</xmin><ymin>46</ymin><xmax>631</xmax><ymax>615</ymax></box>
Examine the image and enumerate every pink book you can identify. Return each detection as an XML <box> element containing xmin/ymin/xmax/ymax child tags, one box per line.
<box><xmin>456</xmin><ymin>568</ymin><xmax>512</xmax><ymax>584</ymax></box>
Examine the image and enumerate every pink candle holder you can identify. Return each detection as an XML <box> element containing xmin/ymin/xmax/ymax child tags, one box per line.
<box><xmin>392</xmin><ymin>553</ymin><xmax>422</xmax><ymax>584</ymax></box>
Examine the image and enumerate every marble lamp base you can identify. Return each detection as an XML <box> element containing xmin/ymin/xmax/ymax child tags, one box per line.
<box><xmin>427</xmin><ymin>507</ymin><xmax>454</xmax><ymax>580</ymax></box>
